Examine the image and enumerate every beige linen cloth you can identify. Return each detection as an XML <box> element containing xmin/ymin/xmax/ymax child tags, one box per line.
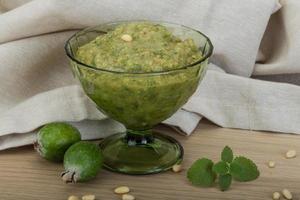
<box><xmin>0</xmin><ymin>0</ymin><xmax>299</xmax><ymax>150</ymax></box>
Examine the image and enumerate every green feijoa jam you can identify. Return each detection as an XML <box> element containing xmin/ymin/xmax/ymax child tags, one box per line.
<box><xmin>74</xmin><ymin>22</ymin><xmax>205</xmax><ymax>130</ymax></box>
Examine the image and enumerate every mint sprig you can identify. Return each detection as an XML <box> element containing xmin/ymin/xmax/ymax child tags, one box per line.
<box><xmin>187</xmin><ymin>158</ymin><xmax>216</xmax><ymax>187</ymax></box>
<box><xmin>187</xmin><ymin>146</ymin><xmax>259</xmax><ymax>191</ymax></box>
<box><xmin>219</xmin><ymin>174</ymin><xmax>232</xmax><ymax>191</ymax></box>
<box><xmin>212</xmin><ymin>161</ymin><xmax>229</xmax><ymax>175</ymax></box>
<box><xmin>230</xmin><ymin>156</ymin><xmax>260</xmax><ymax>182</ymax></box>
<box><xmin>221</xmin><ymin>146</ymin><xmax>233</xmax><ymax>163</ymax></box>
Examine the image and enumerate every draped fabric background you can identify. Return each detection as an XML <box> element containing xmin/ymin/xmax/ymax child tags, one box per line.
<box><xmin>0</xmin><ymin>0</ymin><xmax>299</xmax><ymax>150</ymax></box>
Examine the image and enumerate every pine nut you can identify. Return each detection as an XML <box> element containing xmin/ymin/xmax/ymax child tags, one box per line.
<box><xmin>68</xmin><ymin>195</ymin><xmax>80</xmax><ymax>200</ymax></box>
<box><xmin>272</xmin><ymin>192</ymin><xmax>280</xmax><ymax>200</ymax></box>
<box><xmin>121</xmin><ymin>34</ymin><xmax>133</xmax><ymax>42</ymax></box>
<box><xmin>285</xmin><ymin>150</ymin><xmax>296</xmax><ymax>159</ymax></box>
<box><xmin>268</xmin><ymin>161</ymin><xmax>276</xmax><ymax>168</ymax></box>
<box><xmin>82</xmin><ymin>194</ymin><xmax>95</xmax><ymax>200</ymax></box>
<box><xmin>114</xmin><ymin>186</ymin><xmax>130</xmax><ymax>194</ymax></box>
<box><xmin>172</xmin><ymin>164</ymin><xmax>183</xmax><ymax>172</ymax></box>
<box><xmin>122</xmin><ymin>194</ymin><xmax>135</xmax><ymax>200</ymax></box>
<box><xmin>282</xmin><ymin>189</ymin><xmax>293</xmax><ymax>199</ymax></box>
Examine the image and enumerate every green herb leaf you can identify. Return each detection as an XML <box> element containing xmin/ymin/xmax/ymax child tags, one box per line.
<box><xmin>221</xmin><ymin>146</ymin><xmax>233</xmax><ymax>163</ymax></box>
<box><xmin>219</xmin><ymin>174</ymin><xmax>232</xmax><ymax>191</ymax></box>
<box><xmin>230</xmin><ymin>156</ymin><xmax>260</xmax><ymax>182</ymax></box>
<box><xmin>212</xmin><ymin>161</ymin><xmax>229</xmax><ymax>175</ymax></box>
<box><xmin>187</xmin><ymin>158</ymin><xmax>216</xmax><ymax>187</ymax></box>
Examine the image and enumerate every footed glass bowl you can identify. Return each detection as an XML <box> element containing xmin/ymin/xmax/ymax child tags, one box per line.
<box><xmin>65</xmin><ymin>21</ymin><xmax>213</xmax><ymax>175</ymax></box>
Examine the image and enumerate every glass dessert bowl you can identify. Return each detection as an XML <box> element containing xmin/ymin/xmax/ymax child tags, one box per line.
<box><xmin>65</xmin><ymin>21</ymin><xmax>213</xmax><ymax>175</ymax></box>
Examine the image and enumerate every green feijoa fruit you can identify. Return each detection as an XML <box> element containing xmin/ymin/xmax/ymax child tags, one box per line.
<box><xmin>34</xmin><ymin>122</ymin><xmax>81</xmax><ymax>162</ymax></box>
<box><xmin>61</xmin><ymin>141</ymin><xmax>103</xmax><ymax>183</ymax></box>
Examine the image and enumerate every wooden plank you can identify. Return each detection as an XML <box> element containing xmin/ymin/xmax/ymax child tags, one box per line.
<box><xmin>0</xmin><ymin>121</ymin><xmax>299</xmax><ymax>200</ymax></box>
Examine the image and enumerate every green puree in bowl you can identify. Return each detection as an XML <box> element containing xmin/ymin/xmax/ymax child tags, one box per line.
<box><xmin>76</xmin><ymin>22</ymin><xmax>202</xmax><ymax>73</ymax></box>
<box><xmin>73</xmin><ymin>22</ymin><xmax>206</xmax><ymax>130</ymax></box>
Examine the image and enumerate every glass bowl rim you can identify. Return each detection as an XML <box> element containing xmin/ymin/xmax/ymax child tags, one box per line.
<box><xmin>65</xmin><ymin>20</ymin><xmax>214</xmax><ymax>75</ymax></box>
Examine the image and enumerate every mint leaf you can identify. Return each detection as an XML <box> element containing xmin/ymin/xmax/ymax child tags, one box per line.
<box><xmin>221</xmin><ymin>146</ymin><xmax>233</xmax><ymax>163</ymax></box>
<box><xmin>212</xmin><ymin>161</ymin><xmax>229</xmax><ymax>175</ymax></box>
<box><xmin>230</xmin><ymin>156</ymin><xmax>260</xmax><ymax>182</ymax></box>
<box><xmin>187</xmin><ymin>158</ymin><xmax>216</xmax><ymax>187</ymax></box>
<box><xmin>219</xmin><ymin>174</ymin><xmax>232</xmax><ymax>191</ymax></box>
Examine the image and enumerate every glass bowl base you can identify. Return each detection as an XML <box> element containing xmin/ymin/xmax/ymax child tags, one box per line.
<box><xmin>99</xmin><ymin>131</ymin><xmax>183</xmax><ymax>175</ymax></box>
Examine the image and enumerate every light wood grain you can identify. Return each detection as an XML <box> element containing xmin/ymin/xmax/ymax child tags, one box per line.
<box><xmin>0</xmin><ymin>121</ymin><xmax>299</xmax><ymax>200</ymax></box>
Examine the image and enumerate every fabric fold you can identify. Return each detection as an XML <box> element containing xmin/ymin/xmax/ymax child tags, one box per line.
<box><xmin>0</xmin><ymin>85</ymin><xmax>105</xmax><ymax>137</ymax></box>
<box><xmin>254</xmin><ymin>0</ymin><xmax>300</xmax><ymax>76</ymax></box>
<box><xmin>184</xmin><ymin>70</ymin><xmax>300</xmax><ymax>134</ymax></box>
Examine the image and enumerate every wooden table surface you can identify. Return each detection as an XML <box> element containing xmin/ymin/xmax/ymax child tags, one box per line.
<box><xmin>0</xmin><ymin>121</ymin><xmax>299</xmax><ymax>200</ymax></box>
